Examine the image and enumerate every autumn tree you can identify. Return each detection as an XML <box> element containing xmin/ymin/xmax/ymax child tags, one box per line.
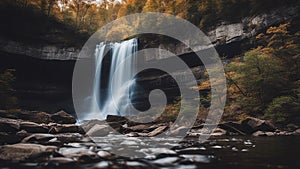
<box><xmin>226</xmin><ymin>22</ymin><xmax>300</xmax><ymax>123</ymax></box>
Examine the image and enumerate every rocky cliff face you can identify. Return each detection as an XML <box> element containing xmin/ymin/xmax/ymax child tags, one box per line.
<box><xmin>148</xmin><ymin>6</ymin><xmax>299</xmax><ymax>61</ymax></box>
<box><xmin>0</xmin><ymin>7</ymin><xmax>298</xmax><ymax>61</ymax></box>
<box><xmin>0</xmin><ymin>6</ymin><xmax>298</xmax><ymax>112</ymax></box>
<box><xmin>0</xmin><ymin>38</ymin><xmax>80</xmax><ymax>60</ymax></box>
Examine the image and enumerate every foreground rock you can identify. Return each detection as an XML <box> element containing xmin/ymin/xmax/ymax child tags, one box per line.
<box><xmin>0</xmin><ymin>109</ymin><xmax>76</xmax><ymax>124</ymax></box>
<box><xmin>0</xmin><ymin>143</ymin><xmax>57</xmax><ymax>161</ymax></box>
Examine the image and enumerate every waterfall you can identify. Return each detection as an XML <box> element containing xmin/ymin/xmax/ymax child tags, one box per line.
<box><xmin>86</xmin><ymin>38</ymin><xmax>138</xmax><ymax>120</ymax></box>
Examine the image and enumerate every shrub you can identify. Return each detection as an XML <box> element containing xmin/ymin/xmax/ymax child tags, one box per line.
<box><xmin>264</xmin><ymin>96</ymin><xmax>299</xmax><ymax>123</ymax></box>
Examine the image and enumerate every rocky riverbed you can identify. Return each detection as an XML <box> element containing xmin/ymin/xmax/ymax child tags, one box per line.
<box><xmin>0</xmin><ymin>110</ymin><xmax>299</xmax><ymax>169</ymax></box>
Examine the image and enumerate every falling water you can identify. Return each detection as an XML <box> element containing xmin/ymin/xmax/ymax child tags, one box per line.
<box><xmin>86</xmin><ymin>38</ymin><xmax>138</xmax><ymax>120</ymax></box>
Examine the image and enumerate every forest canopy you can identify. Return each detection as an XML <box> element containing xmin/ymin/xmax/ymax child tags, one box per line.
<box><xmin>1</xmin><ymin>0</ymin><xmax>299</xmax><ymax>34</ymax></box>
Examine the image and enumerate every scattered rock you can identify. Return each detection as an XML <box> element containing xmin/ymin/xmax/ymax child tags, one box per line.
<box><xmin>180</xmin><ymin>154</ymin><xmax>211</xmax><ymax>163</ymax></box>
<box><xmin>265</xmin><ymin>132</ymin><xmax>276</xmax><ymax>136</ymax></box>
<box><xmin>211</xmin><ymin>128</ymin><xmax>227</xmax><ymax>136</ymax></box>
<box><xmin>80</xmin><ymin>120</ymin><xmax>106</xmax><ymax>132</ymax></box>
<box><xmin>0</xmin><ymin>117</ymin><xmax>20</xmax><ymax>133</ymax></box>
<box><xmin>0</xmin><ymin>143</ymin><xmax>57</xmax><ymax>161</ymax></box>
<box><xmin>241</xmin><ymin>117</ymin><xmax>276</xmax><ymax>134</ymax></box>
<box><xmin>147</xmin><ymin>126</ymin><xmax>168</xmax><ymax>137</ymax></box>
<box><xmin>50</xmin><ymin>124</ymin><xmax>84</xmax><ymax>134</ymax></box>
<box><xmin>252</xmin><ymin>131</ymin><xmax>267</xmax><ymax>137</ymax></box>
<box><xmin>94</xmin><ymin>161</ymin><xmax>110</xmax><ymax>168</ymax></box>
<box><xmin>106</xmin><ymin>115</ymin><xmax>128</xmax><ymax>124</ymax></box>
<box><xmin>287</xmin><ymin>123</ymin><xmax>299</xmax><ymax>131</ymax></box>
<box><xmin>86</xmin><ymin>124</ymin><xmax>111</xmax><ymax>137</ymax></box>
<box><xmin>152</xmin><ymin>157</ymin><xmax>180</xmax><ymax>165</ymax></box>
<box><xmin>22</xmin><ymin>133</ymin><xmax>84</xmax><ymax>145</ymax></box>
<box><xmin>22</xmin><ymin>134</ymin><xmax>56</xmax><ymax>144</ymax></box>
<box><xmin>219</xmin><ymin>122</ymin><xmax>246</xmax><ymax>135</ymax></box>
<box><xmin>0</xmin><ymin>110</ymin><xmax>51</xmax><ymax>124</ymax></box>
<box><xmin>168</xmin><ymin>126</ymin><xmax>190</xmax><ymax>136</ymax></box>
<box><xmin>97</xmin><ymin>150</ymin><xmax>112</xmax><ymax>159</ymax></box>
<box><xmin>51</xmin><ymin>110</ymin><xmax>76</xmax><ymax>124</ymax></box>
<box><xmin>0</xmin><ymin>132</ymin><xmax>22</xmax><ymax>144</ymax></box>
<box><xmin>58</xmin><ymin>147</ymin><xmax>99</xmax><ymax>163</ymax></box>
<box><xmin>47</xmin><ymin>157</ymin><xmax>76</xmax><ymax>166</ymax></box>
<box><xmin>125</xmin><ymin>132</ymin><xmax>139</xmax><ymax>137</ymax></box>
<box><xmin>126</xmin><ymin>161</ymin><xmax>147</xmax><ymax>167</ymax></box>
<box><xmin>293</xmin><ymin>129</ymin><xmax>300</xmax><ymax>135</ymax></box>
<box><xmin>20</xmin><ymin>121</ymin><xmax>49</xmax><ymax>133</ymax></box>
<box><xmin>124</xmin><ymin>124</ymin><xmax>156</xmax><ymax>132</ymax></box>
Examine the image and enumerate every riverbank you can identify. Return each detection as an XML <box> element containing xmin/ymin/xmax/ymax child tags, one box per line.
<box><xmin>0</xmin><ymin>109</ymin><xmax>299</xmax><ymax>168</ymax></box>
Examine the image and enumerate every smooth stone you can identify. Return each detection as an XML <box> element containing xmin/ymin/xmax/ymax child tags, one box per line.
<box><xmin>211</xmin><ymin>145</ymin><xmax>222</xmax><ymax>149</ymax></box>
<box><xmin>211</xmin><ymin>128</ymin><xmax>227</xmax><ymax>136</ymax></box>
<box><xmin>147</xmin><ymin>126</ymin><xmax>168</xmax><ymax>137</ymax></box>
<box><xmin>152</xmin><ymin>157</ymin><xmax>180</xmax><ymax>165</ymax></box>
<box><xmin>94</xmin><ymin>161</ymin><xmax>110</xmax><ymax>168</ymax></box>
<box><xmin>180</xmin><ymin>154</ymin><xmax>211</xmax><ymax>163</ymax></box>
<box><xmin>252</xmin><ymin>131</ymin><xmax>267</xmax><ymax>137</ymax></box>
<box><xmin>126</xmin><ymin>161</ymin><xmax>146</xmax><ymax>167</ymax></box>
<box><xmin>140</xmin><ymin>148</ymin><xmax>177</xmax><ymax>155</ymax></box>
<box><xmin>86</xmin><ymin>124</ymin><xmax>111</xmax><ymax>137</ymax></box>
<box><xmin>97</xmin><ymin>150</ymin><xmax>112</xmax><ymax>158</ymax></box>
<box><xmin>48</xmin><ymin>157</ymin><xmax>76</xmax><ymax>166</ymax></box>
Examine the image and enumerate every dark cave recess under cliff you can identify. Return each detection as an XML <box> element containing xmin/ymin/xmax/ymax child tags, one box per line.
<box><xmin>0</xmin><ymin>37</ymin><xmax>249</xmax><ymax>114</ymax></box>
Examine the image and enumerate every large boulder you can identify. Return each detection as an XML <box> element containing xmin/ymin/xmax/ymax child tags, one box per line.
<box><xmin>51</xmin><ymin>110</ymin><xmax>76</xmax><ymax>124</ymax></box>
<box><xmin>0</xmin><ymin>143</ymin><xmax>57</xmax><ymax>161</ymax></box>
<box><xmin>241</xmin><ymin>117</ymin><xmax>276</xmax><ymax>134</ymax></box>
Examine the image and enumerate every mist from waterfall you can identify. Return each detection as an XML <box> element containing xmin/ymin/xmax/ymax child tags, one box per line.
<box><xmin>87</xmin><ymin>38</ymin><xmax>138</xmax><ymax>120</ymax></box>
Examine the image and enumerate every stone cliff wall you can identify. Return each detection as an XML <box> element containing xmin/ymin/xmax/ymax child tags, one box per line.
<box><xmin>0</xmin><ymin>7</ymin><xmax>298</xmax><ymax>61</ymax></box>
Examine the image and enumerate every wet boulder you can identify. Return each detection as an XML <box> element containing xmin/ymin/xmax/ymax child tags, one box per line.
<box><xmin>51</xmin><ymin>110</ymin><xmax>76</xmax><ymax>124</ymax></box>
<box><xmin>241</xmin><ymin>117</ymin><xmax>276</xmax><ymax>134</ymax></box>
